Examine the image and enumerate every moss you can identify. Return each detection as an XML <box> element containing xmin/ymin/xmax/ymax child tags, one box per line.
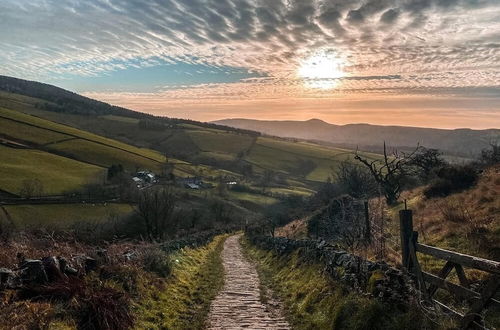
<box><xmin>242</xmin><ymin>238</ymin><xmax>449</xmax><ymax>330</ymax></box>
<box><xmin>134</xmin><ymin>234</ymin><xmax>227</xmax><ymax>329</ymax></box>
<box><xmin>367</xmin><ymin>270</ymin><xmax>384</xmax><ymax>294</ymax></box>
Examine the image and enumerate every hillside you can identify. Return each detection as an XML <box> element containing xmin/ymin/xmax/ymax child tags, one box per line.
<box><xmin>0</xmin><ymin>75</ymin><xmax>380</xmax><ymax>190</ymax></box>
<box><xmin>214</xmin><ymin>118</ymin><xmax>499</xmax><ymax>158</ymax></box>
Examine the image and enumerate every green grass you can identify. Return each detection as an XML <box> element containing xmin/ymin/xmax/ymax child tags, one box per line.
<box><xmin>0</xmin><ymin>145</ymin><xmax>105</xmax><ymax>195</ymax></box>
<box><xmin>0</xmin><ymin>107</ymin><xmax>166</xmax><ymax>162</ymax></box>
<box><xmin>47</xmin><ymin>139</ymin><xmax>163</xmax><ymax>172</ymax></box>
<box><xmin>227</xmin><ymin>191</ymin><xmax>279</xmax><ymax>207</ymax></box>
<box><xmin>246</xmin><ymin>137</ymin><xmax>380</xmax><ymax>182</ymax></box>
<box><xmin>0</xmin><ymin>117</ymin><xmax>70</xmax><ymax>144</ymax></box>
<box><xmin>186</xmin><ymin>129</ymin><xmax>254</xmax><ymax>155</ymax></box>
<box><xmin>135</xmin><ymin>235</ymin><xmax>227</xmax><ymax>329</ymax></box>
<box><xmin>4</xmin><ymin>203</ymin><xmax>134</xmax><ymax>228</ymax></box>
<box><xmin>242</xmin><ymin>238</ymin><xmax>451</xmax><ymax>330</ymax></box>
<box><xmin>100</xmin><ymin>114</ymin><xmax>140</xmax><ymax>124</ymax></box>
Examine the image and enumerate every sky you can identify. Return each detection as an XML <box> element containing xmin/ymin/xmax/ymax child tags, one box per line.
<box><xmin>1</xmin><ymin>0</ymin><xmax>500</xmax><ymax>129</ymax></box>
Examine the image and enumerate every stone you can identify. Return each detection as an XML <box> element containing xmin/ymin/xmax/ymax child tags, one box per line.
<box><xmin>84</xmin><ymin>257</ymin><xmax>98</xmax><ymax>273</ymax></box>
<box><xmin>58</xmin><ymin>257</ymin><xmax>78</xmax><ymax>276</ymax></box>
<box><xmin>0</xmin><ymin>267</ymin><xmax>17</xmax><ymax>289</ymax></box>
<box><xmin>19</xmin><ymin>259</ymin><xmax>48</xmax><ymax>284</ymax></box>
<box><xmin>42</xmin><ymin>256</ymin><xmax>65</xmax><ymax>282</ymax></box>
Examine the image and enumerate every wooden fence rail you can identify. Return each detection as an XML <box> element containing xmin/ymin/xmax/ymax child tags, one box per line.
<box><xmin>399</xmin><ymin>209</ymin><xmax>500</xmax><ymax>330</ymax></box>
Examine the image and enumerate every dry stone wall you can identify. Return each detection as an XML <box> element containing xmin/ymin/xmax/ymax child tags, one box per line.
<box><xmin>249</xmin><ymin>235</ymin><xmax>418</xmax><ymax>305</ymax></box>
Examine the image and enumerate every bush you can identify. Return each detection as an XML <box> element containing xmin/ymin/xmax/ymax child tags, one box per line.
<box><xmin>424</xmin><ymin>165</ymin><xmax>479</xmax><ymax>198</ymax></box>
<box><xmin>143</xmin><ymin>248</ymin><xmax>172</xmax><ymax>277</ymax></box>
<box><xmin>79</xmin><ymin>286</ymin><xmax>134</xmax><ymax>330</ymax></box>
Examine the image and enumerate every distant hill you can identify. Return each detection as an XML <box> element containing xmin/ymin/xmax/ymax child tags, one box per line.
<box><xmin>213</xmin><ymin>118</ymin><xmax>500</xmax><ymax>158</ymax></box>
<box><xmin>0</xmin><ymin>75</ymin><xmax>381</xmax><ymax>197</ymax></box>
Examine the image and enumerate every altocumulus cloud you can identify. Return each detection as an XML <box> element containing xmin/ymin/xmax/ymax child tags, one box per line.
<box><xmin>0</xmin><ymin>0</ymin><xmax>499</xmax><ymax>128</ymax></box>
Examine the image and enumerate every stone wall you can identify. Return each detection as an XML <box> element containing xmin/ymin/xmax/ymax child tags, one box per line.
<box><xmin>249</xmin><ymin>235</ymin><xmax>418</xmax><ymax>305</ymax></box>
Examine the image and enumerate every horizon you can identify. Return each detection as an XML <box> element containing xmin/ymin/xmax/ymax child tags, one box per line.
<box><xmin>1</xmin><ymin>0</ymin><xmax>500</xmax><ymax>129</ymax></box>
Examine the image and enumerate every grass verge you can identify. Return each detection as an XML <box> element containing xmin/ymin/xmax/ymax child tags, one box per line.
<box><xmin>134</xmin><ymin>234</ymin><xmax>227</xmax><ymax>329</ymax></box>
<box><xmin>241</xmin><ymin>238</ymin><xmax>453</xmax><ymax>330</ymax></box>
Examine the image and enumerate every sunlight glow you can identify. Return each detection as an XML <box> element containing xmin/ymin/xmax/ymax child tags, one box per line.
<box><xmin>298</xmin><ymin>52</ymin><xmax>345</xmax><ymax>89</ymax></box>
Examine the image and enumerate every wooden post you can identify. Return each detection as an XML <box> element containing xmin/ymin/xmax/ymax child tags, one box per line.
<box><xmin>364</xmin><ymin>201</ymin><xmax>371</xmax><ymax>243</ymax></box>
<box><xmin>399</xmin><ymin>209</ymin><xmax>413</xmax><ymax>269</ymax></box>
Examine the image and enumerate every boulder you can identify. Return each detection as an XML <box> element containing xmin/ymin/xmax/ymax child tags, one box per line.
<box><xmin>84</xmin><ymin>257</ymin><xmax>98</xmax><ymax>273</ymax></box>
<box><xmin>0</xmin><ymin>267</ymin><xmax>17</xmax><ymax>289</ymax></box>
<box><xmin>58</xmin><ymin>257</ymin><xmax>78</xmax><ymax>276</ymax></box>
<box><xmin>42</xmin><ymin>256</ymin><xmax>65</xmax><ymax>281</ymax></box>
<box><xmin>19</xmin><ymin>259</ymin><xmax>48</xmax><ymax>284</ymax></box>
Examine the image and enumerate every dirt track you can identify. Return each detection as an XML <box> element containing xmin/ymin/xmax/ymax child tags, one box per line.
<box><xmin>207</xmin><ymin>235</ymin><xmax>290</xmax><ymax>329</ymax></box>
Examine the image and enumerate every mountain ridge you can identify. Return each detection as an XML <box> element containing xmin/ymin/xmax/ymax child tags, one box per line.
<box><xmin>213</xmin><ymin>118</ymin><xmax>499</xmax><ymax>157</ymax></box>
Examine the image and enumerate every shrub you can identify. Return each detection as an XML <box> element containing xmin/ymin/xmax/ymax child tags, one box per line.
<box><xmin>78</xmin><ymin>286</ymin><xmax>134</xmax><ymax>330</ymax></box>
<box><xmin>143</xmin><ymin>248</ymin><xmax>172</xmax><ymax>277</ymax></box>
<box><xmin>424</xmin><ymin>165</ymin><xmax>478</xmax><ymax>198</ymax></box>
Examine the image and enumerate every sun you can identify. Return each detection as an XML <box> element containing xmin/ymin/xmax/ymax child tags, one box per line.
<box><xmin>298</xmin><ymin>52</ymin><xmax>345</xmax><ymax>89</ymax></box>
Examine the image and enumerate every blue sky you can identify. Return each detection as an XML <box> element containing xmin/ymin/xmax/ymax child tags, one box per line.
<box><xmin>46</xmin><ymin>59</ymin><xmax>262</xmax><ymax>93</ymax></box>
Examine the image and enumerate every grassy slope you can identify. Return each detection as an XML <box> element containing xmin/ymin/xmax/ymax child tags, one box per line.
<box><xmin>0</xmin><ymin>145</ymin><xmax>105</xmax><ymax>195</ymax></box>
<box><xmin>383</xmin><ymin>165</ymin><xmax>500</xmax><ymax>268</ymax></box>
<box><xmin>0</xmin><ymin>107</ymin><xmax>166</xmax><ymax>162</ymax></box>
<box><xmin>246</xmin><ymin>137</ymin><xmax>379</xmax><ymax>182</ymax></box>
<box><xmin>2</xmin><ymin>203</ymin><xmax>134</xmax><ymax>228</ymax></box>
<box><xmin>135</xmin><ymin>235</ymin><xmax>226</xmax><ymax>329</ymax></box>
<box><xmin>0</xmin><ymin>92</ymin><xmax>376</xmax><ymax>186</ymax></box>
<box><xmin>242</xmin><ymin>238</ymin><xmax>449</xmax><ymax>330</ymax></box>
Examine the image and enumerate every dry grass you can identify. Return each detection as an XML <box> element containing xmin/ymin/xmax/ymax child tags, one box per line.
<box><xmin>408</xmin><ymin>165</ymin><xmax>499</xmax><ymax>261</ymax></box>
<box><xmin>274</xmin><ymin>218</ymin><xmax>309</xmax><ymax>239</ymax></box>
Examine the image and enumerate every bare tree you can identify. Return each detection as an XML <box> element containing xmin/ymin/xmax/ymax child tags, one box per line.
<box><xmin>335</xmin><ymin>161</ymin><xmax>377</xmax><ymax>199</ymax></box>
<box><xmin>355</xmin><ymin>143</ymin><xmax>418</xmax><ymax>205</ymax></box>
<box><xmin>136</xmin><ymin>188</ymin><xmax>176</xmax><ymax>241</ymax></box>
<box><xmin>408</xmin><ymin>146</ymin><xmax>446</xmax><ymax>181</ymax></box>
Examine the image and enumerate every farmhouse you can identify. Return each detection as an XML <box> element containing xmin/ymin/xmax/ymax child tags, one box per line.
<box><xmin>135</xmin><ymin>171</ymin><xmax>156</xmax><ymax>183</ymax></box>
<box><xmin>178</xmin><ymin>176</ymin><xmax>208</xmax><ymax>189</ymax></box>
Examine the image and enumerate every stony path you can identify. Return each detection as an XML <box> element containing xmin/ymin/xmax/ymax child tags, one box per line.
<box><xmin>207</xmin><ymin>235</ymin><xmax>290</xmax><ymax>330</ymax></box>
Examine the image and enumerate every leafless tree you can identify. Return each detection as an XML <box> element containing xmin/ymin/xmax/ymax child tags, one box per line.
<box><xmin>136</xmin><ymin>188</ymin><xmax>176</xmax><ymax>241</ymax></box>
<box><xmin>355</xmin><ymin>142</ymin><xmax>418</xmax><ymax>205</ymax></box>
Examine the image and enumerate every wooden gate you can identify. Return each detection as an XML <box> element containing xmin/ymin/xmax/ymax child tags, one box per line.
<box><xmin>399</xmin><ymin>209</ymin><xmax>500</xmax><ymax>329</ymax></box>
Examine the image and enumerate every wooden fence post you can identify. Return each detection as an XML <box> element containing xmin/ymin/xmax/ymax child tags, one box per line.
<box><xmin>399</xmin><ymin>209</ymin><xmax>413</xmax><ymax>269</ymax></box>
<box><xmin>364</xmin><ymin>201</ymin><xmax>371</xmax><ymax>243</ymax></box>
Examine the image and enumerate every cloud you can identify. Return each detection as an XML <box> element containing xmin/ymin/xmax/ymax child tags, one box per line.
<box><xmin>0</xmin><ymin>0</ymin><xmax>498</xmax><ymax>128</ymax></box>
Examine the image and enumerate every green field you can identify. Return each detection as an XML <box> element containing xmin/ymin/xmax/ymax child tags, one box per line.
<box><xmin>47</xmin><ymin>139</ymin><xmax>163</xmax><ymax>172</ymax></box>
<box><xmin>246</xmin><ymin>137</ymin><xmax>380</xmax><ymax>182</ymax></box>
<box><xmin>2</xmin><ymin>203</ymin><xmax>134</xmax><ymax>227</ymax></box>
<box><xmin>0</xmin><ymin>117</ymin><xmax>69</xmax><ymax>144</ymax></box>
<box><xmin>186</xmin><ymin>130</ymin><xmax>254</xmax><ymax>155</ymax></box>
<box><xmin>100</xmin><ymin>114</ymin><xmax>140</xmax><ymax>124</ymax></box>
<box><xmin>227</xmin><ymin>191</ymin><xmax>279</xmax><ymax>207</ymax></box>
<box><xmin>0</xmin><ymin>107</ymin><xmax>166</xmax><ymax>162</ymax></box>
<box><xmin>0</xmin><ymin>145</ymin><xmax>105</xmax><ymax>195</ymax></box>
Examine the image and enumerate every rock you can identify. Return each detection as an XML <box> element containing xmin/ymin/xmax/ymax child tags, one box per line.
<box><xmin>84</xmin><ymin>257</ymin><xmax>98</xmax><ymax>273</ymax></box>
<box><xmin>0</xmin><ymin>267</ymin><xmax>17</xmax><ymax>289</ymax></box>
<box><xmin>42</xmin><ymin>256</ymin><xmax>65</xmax><ymax>282</ymax></box>
<box><xmin>19</xmin><ymin>259</ymin><xmax>48</xmax><ymax>284</ymax></box>
<box><xmin>58</xmin><ymin>257</ymin><xmax>78</xmax><ymax>276</ymax></box>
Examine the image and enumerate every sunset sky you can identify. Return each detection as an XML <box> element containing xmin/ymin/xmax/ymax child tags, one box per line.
<box><xmin>1</xmin><ymin>0</ymin><xmax>499</xmax><ymax>129</ymax></box>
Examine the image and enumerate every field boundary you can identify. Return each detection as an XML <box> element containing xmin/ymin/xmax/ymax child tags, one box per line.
<box><xmin>0</xmin><ymin>114</ymin><xmax>163</xmax><ymax>164</ymax></box>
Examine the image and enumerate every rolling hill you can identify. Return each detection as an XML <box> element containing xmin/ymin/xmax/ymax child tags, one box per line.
<box><xmin>214</xmin><ymin>118</ymin><xmax>500</xmax><ymax>158</ymax></box>
<box><xmin>0</xmin><ymin>75</ymin><xmax>383</xmax><ymax>228</ymax></box>
<box><xmin>0</xmin><ymin>75</ymin><xmax>380</xmax><ymax>192</ymax></box>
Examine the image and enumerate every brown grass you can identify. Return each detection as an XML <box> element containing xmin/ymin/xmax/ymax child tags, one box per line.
<box><xmin>274</xmin><ymin>218</ymin><xmax>309</xmax><ymax>239</ymax></box>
